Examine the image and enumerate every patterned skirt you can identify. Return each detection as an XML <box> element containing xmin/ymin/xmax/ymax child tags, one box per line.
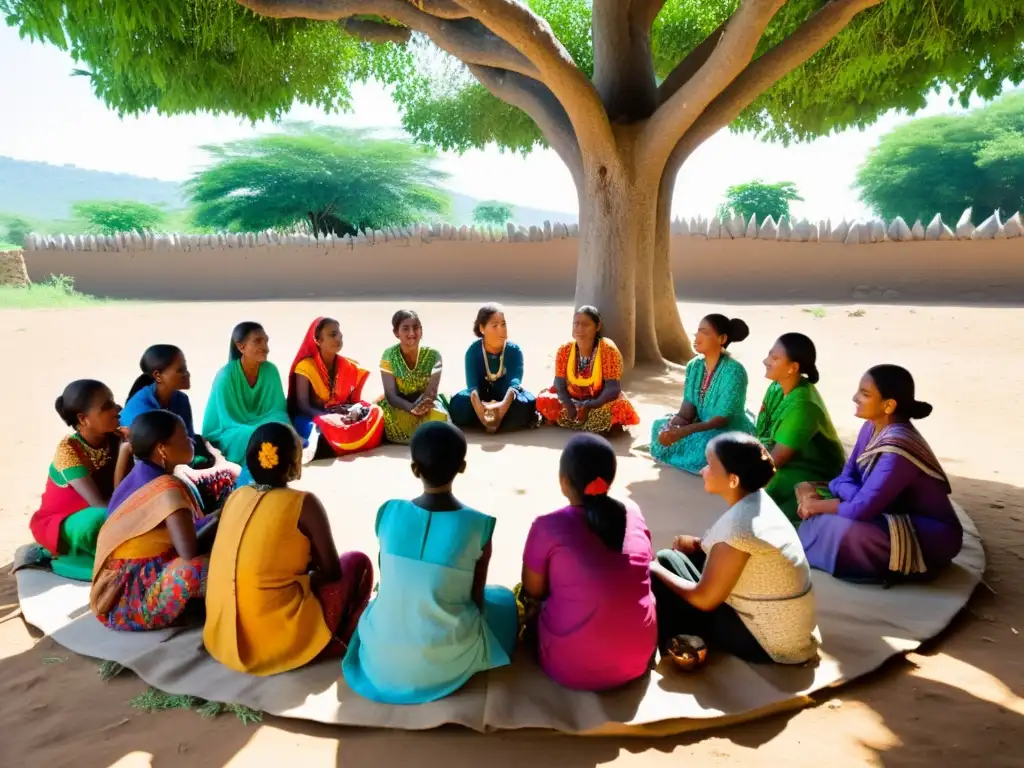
<box><xmin>535</xmin><ymin>389</ymin><xmax>640</xmax><ymax>433</ymax></box>
<box><xmin>376</xmin><ymin>395</ymin><xmax>450</xmax><ymax>445</ymax></box>
<box><xmin>98</xmin><ymin>551</ymin><xmax>208</xmax><ymax>632</ymax></box>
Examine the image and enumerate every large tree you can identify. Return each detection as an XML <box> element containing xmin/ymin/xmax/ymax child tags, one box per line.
<box><xmin>856</xmin><ymin>91</ymin><xmax>1024</xmax><ymax>226</ymax></box>
<box><xmin>186</xmin><ymin>124</ymin><xmax>449</xmax><ymax>235</ymax></box>
<box><xmin>717</xmin><ymin>180</ymin><xmax>803</xmax><ymax>221</ymax></box>
<box><xmin>7</xmin><ymin>1</ymin><xmax>1023</xmax><ymax>367</ymax></box>
<box><xmin>71</xmin><ymin>200</ymin><xmax>168</xmax><ymax>235</ymax></box>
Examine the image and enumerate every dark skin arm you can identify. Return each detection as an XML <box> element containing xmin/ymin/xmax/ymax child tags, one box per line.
<box><xmin>669</xmin><ymin>400</ymin><xmax>697</xmax><ymax>427</ymax></box>
<box><xmin>412</xmin><ymin>367</ymin><xmax>444</xmax><ymax>416</ymax></box>
<box><xmin>294</xmin><ymin>376</ymin><xmax>328</xmax><ymax>419</ymax></box>
<box><xmin>553</xmin><ymin>377</ymin><xmax>576</xmax><ymax>419</ymax></box>
<box><xmin>521</xmin><ymin>563</ymin><xmax>547</xmax><ymax>601</ymax></box>
<box><xmin>195</xmin><ymin>511</ymin><xmax>220</xmax><ymax>554</ymax></box>
<box><xmin>658</xmin><ymin>414</ymin><xmax>729</xmax><ymax>447</ymax></box>
<box><xmin>582</xmin><ymin>379</ymin><xmax>621</xmax><ymax>409</ymax></box>
<box><xmin>69</xmin><ymin>476</ymin><xmax>108</xmax><ymax>508</ymax></box>
<box><xmin>381</xmin><ymin>372</ymin><xmax>415</xmax><ymax>412</ymax></box>
<box><xmin>165</xmin><ymin>508</ymin><xmax>201</xmax><ymax>561</ymax></box>
<box><xmin>770</xmin><ymin>443</ymin><xmax>798</xmax><ymax>470</ymax></box>
<box><xmin>472</xmin><ymin>540</ymin><xmax>493</xmax><ymax>612</ymax></box>
<box><xmin>298</xmin><ymin>492</ymin><xmax>342</xmax><ymax>585</ymax></box>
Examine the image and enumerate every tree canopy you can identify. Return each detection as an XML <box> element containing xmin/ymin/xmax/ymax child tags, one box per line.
<box><xmin>2</xmin><ymin>216</ymin><xmax>31</xmax><ymax>246</ymax></box>
<box><xmin>185</xmin><ymin>124</ymin><xmax>450</xmax><ymax>236</ymax></box>
<box><xmin>71</xmin><ymin>200</ymin><xmax>168</xmax><ymax>234</ymax></box>
<box><xmin>472</xmin><ymin>200</ymin><xmax>514</xmax><ymax>225</ymax></box>
<box><xmin>856</xmin><ymin>91</ymin><xmax>1024</xmax><ymax>225</ymax></box>
<box><xmin>717</xmin><ymin>180</ymin><xmax>802</xmax><ymax>221</ymax></box>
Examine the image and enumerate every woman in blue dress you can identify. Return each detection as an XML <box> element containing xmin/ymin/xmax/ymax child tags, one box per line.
<box><xmin>449</xmin><ymin>304</ymin><xmax>537</xmax><ymax>432</ymax></box>
<box><xmin>650</xmin><ymin>314</ymin><xmax>755</xmax><ymax>473</ymax></box>
<box><xmin>342</xmin><ymin>421</ymin><xmax>517</xmax><ymax>704</ymax></box>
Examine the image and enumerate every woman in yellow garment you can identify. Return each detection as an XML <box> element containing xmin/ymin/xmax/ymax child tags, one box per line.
<box><xmin>204</xmin><ymin>422</ymin><xmax>374</xmax><ymax>675</ymax></box>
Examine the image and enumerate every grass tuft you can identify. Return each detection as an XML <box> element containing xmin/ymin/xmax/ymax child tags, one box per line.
<box><xmin>98</xmin><ymin>660</ymin><xmax>127</xmax><ymax>681</ymax></box>
<box><xmin>0</xmin><ymin>274</ymin><xmax>106</xmax><ymax>309</ymax></box>
<box><xmin>127</xmin><ymin>686</ymin><xmax>263</xmax><ymax>724</ymax></box>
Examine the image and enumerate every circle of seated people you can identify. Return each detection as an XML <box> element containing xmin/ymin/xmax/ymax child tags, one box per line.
<box><xmin>22</xmin><ymin>303</ymin><xmax>968</xmax><ymax>708</ymax></box>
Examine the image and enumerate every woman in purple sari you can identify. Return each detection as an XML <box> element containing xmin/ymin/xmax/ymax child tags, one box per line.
<box><xmin>796</xmin><ymin>365</ymin><xmax>962</xmax><ymax>584</ymax></box>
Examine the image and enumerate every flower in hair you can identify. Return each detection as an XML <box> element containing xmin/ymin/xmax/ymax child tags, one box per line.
<box><xmin>258</xmin><ymin>442</ymin><xmax>279</xmax><ymax>470</ymax></box>
<box><xmin>583</xmin><ymin>477</ymin><xmax>610</xmax><ymax>496</ymax></box>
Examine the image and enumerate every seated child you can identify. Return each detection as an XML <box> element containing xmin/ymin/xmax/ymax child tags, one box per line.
<box><xmin>342</xmin><ymin>421</ymin><xmax>517</xmax><ymax>704</ymax></box>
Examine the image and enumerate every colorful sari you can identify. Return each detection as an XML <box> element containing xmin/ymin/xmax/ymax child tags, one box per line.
<box><xmin>375</xmin><ymin>344</ymin><xmax>449</xmax><ymax>445</ymax></box>
<box><xmin>202</xmin><ymin>359</ymin><xmax>290</xmax><ymax>465</ymax></box>
<box><xmin>650</xmin><ymin>355</ymin><xmax>755</xmax><ymax>473</ymax></box>
<box><xmin>535</xmin><ymin>338</ymin><xmax>640</xmax><ymax>432</ymax></box>
<box><xmin>29</xmin><ymin>433</ymin><xmax>121</xmax><ymax>582</ymax></box>
<box><xmin>205</xmin><ymin>486</ymin><xmax>374</xmax><ymax>675</ymax></box>
<box><xmin>287</xmin><ymin>318</ymin><xmax>384</xmax><ymax>456</ymax></box>
<box><xmin>91</xmin><ymin>465</ymin><xmax>209</xmax><ymax>631</ymax></box>
<box><xmin>755</xmin><ymin>380</ymin><xmax>846</xmax><ymax>524</ymax></box>
<box><xmin>120</xmin><ymin>384</ymin><xmax>239</xmax><ymax>510</ymax></box>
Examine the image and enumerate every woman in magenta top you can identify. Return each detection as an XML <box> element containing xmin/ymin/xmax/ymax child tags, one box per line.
<box><xmin>520</xmin><ymin>433</ymin><xmax>657</xmax><ymax>691</ymax></box>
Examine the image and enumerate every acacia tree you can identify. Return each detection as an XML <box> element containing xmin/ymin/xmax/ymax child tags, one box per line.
<box><xmin>473</xmin><ymin>200</ymin><xmax>515</xmax><ymax>225</ymax></box>
<box><xmin>7</xmin><ymin>0</ymin><xmax>1023</xmax><ymax>367</ymax></box>
<box><xmin>717</xmin><ymin>180</ymin><xmax>803</xmax><ymax>221</ymax></box>
<box><xmin>72</xmin><ymin>200</ymin><xmax>168</xmax><ymax>234</ymax></box>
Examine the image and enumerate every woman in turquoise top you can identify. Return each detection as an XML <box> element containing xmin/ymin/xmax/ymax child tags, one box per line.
<box><xmin>650</xmin><ymin>314</ymin><xmax>755</xmax><ymax>473</ymax></box>
<box><xmin>343</xmin><ymin>421</ymin><xmax>517</xmax><ymax>704</ymax></box>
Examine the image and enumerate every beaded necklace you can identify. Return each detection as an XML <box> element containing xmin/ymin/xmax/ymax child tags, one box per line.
<box><xmin>482</xmin><ymin>342</ymin><xmax>506</xmax><ymax>382</ymax></box>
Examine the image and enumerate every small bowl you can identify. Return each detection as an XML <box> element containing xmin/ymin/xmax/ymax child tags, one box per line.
<box><xmin>666</xmin><ymin>634</ymin><xmax>708</xmax><ymax>672</ymax></box>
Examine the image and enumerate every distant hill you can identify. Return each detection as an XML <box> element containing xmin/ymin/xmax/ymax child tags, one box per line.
<box><xmin>0</xmin><ymin>156</ymin><xmax>576</xmax><ymax>229</ymax></box>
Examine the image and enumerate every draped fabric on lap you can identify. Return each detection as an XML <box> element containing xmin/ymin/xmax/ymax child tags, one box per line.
<box><xmin>650</xmin><ymin>355</ymin><xmax>755</xmax><ymax>474</ymax></box>
<box><xmin>90</xmin><ymin>472</ymin><xmax>208</xmax><ymax>630</ymax></box>
<box><xmin>29</xmin><ymin>433</ymin><xmax>121</xmax><ymax>581</ymax></box>
<box><xmin>375</xmin><ymin>344</ymin><xmax>449</xmax><ymax>445</ymax></box>
<box><xmin>286</xmin><ymin>318</ymin><xmax>384</xmax><ymax>455</ymax></box>
<box><xmin>202</xmin><ymin>360</ymin><xmax>290</xmax><ymax>464</ymax></box>
<box><xmin>535</xmin><ymin>338</ymin><xmax>640</xmax><ymax>432</ymax></box>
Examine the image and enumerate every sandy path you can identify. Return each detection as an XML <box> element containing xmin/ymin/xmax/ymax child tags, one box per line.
<box><xmin>0</xmin><ymin>300</ymin><xmax>1021</xmax><ymax>767</ymax></box>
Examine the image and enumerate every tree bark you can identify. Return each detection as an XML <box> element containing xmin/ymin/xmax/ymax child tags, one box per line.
<box><xmin>651</xmin><ymin>161</ymin><xmax>694</xmax><ymax>364</ymax></box>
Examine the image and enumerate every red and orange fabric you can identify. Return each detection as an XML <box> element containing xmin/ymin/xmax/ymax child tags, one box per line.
<box><xmin>536</xmin><ymin>337</ymin><xmax>640</xmax><ymax>433</ymax></box>
<box><xmin>287</xmin><ymin>317</ymin><xmax>384</xmax><ymax>456</ymax></box>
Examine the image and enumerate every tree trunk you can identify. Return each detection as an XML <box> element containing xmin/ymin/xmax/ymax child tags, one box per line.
<box><xmin>651</xmin><ymin>166</ymin><xmax>695</xmax><ymax>364</ymax></box>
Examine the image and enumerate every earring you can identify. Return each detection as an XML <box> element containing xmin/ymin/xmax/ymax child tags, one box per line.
<box><xmin>729</xmin><ymin>478</ymin><xmax>739</xmax><ymax>489</ymax></box>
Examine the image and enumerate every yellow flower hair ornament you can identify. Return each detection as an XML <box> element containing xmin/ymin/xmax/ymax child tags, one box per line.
<box><xmin>258</xmin><ymin>442</ymin><xmax>279</xmax><ymax>470</ymax></box>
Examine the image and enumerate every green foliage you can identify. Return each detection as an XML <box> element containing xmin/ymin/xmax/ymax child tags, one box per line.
<box><xmin>0</xmin><ymin>274</ymin><xmax>106</xmax><ymax>309</ymax></box>
<box><xmin>5</xmin><ymin>0</ymin><xmax>1022</xmax><ymax>153</ymax></box>
<box><xmin>856</xmin><ymin>91</ymin><xmax>1024</xmax><ymax>224</ymax></box>
<box><xmin>717</xmin><ymin>180</ymin><xmax>803</xmax><ymax>221</ymax></box>
<box><xmin>71</xmin><ymin>200</ymin><xmax>167</xmax><ymax>235</ymax></box>
<box><xmin>185</xmin><ymin>124</ymin><xmax>450</xmax><ymax>236</ymax></box>
<box><xmin>472</xmin><ymin>201</ymin><xmax>515</xmax><ymax>226</ymax></box>
<box><xmin>127</xmin><ymin>687</ymin><xmax>263</xmax><ymax>724</ymax></box>
<box><xmin>3</xmin><ymin>216</ymin><xmax>30</xmax><ymax>246</ymax></box>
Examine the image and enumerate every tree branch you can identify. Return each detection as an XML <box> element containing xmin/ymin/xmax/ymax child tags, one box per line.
<box><xmin>467</xmin><ymin>64</ymin><xmax>583</xmax><ymax>184</ymax></box>
<box><xmin>455</xmin><ymin>0</ymin><xmax>617</xmax><ymax>159</ymax></box>
<box><xmin>637</xmin><ymin>0</ymin><xmax>786</xmax><ymax>173</ymax></box>
<box><xmin>666</xmin><ymin>0</ymin><xmax>886</xmax><ymax>177</ymax></box>
<box><xmin>343</xmin><ymin>18</ymin><xmax>411</xmax><ymax>44</ymax></box>
<box><xmin>239</xmin><ymin>0</ymin><xmax>538</xmax><ymax>78</ymax></box>
<box><xmin>592</xmin><ymin>0</ymin><xmax>658</xmax><ymax>120</ymax></box>
<box><xmin>630</xmin><ymin>0</ymin><xmax>667</xmax><ymax>31</ymax></box>
<box><xmin>656</xmin><ymin>19</ymin><xmax>728</xmax><ymax>105</ymax></box>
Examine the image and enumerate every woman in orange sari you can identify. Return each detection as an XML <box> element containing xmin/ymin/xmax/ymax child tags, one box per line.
<box><xmin>536</xmin><ymin>306</ymin><xmax>640</xmax><ymax>434</ymax></box>
<box><xmin>288</xmin><ymin>317</ymin><xmax>384</xmax><ymax>460</ymax></box>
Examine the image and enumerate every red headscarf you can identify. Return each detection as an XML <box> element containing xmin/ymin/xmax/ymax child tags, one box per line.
<box><xmin>287</xmin><ymin>317</ymin><xmax>368</xmax><ymax>413</ymax></box>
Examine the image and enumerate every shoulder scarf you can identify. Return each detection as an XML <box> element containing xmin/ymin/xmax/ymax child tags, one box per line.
<box><xmin>567</xmin><ymin>339</ymin><xmax>604</xmax><ymax>390</ymax></box>
<box><xmin>287</xmin><ymin>317</ymin><xmax>369</xmax><ymax>413</ymax></box>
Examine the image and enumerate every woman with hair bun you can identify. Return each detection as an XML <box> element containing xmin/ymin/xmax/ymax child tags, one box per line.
<box><xmin>205</xmin><ymin>422</ymin><xmax>373</xmax><ymax>674</ymax></box>
<box><xmin>651</xmin><ymin>314</ymin><xmax>755</xmax><ymax>472</ymax></box>
<box><xmin>28</xmin><ymin>380</ymin><xmax>132</xmax><ymax>581</ymax></box>
<box><xmin>519</xmin><ymin>433</ymin><xmax>656</xmax><ymax>691</ymax></box>
<box><xmin>796</xmin><ymin>365</ymin><xmax>962</xmax><ymax>583</ymax></box>
<box><xmin>651</xmin><ymin>432</ymin><xmax>818</xmax><ymax>665</ymax></box>
<box><xmin>755</xmin><ymin>333</ymin><xmax>846</xmax><ymax>524</ymax></box>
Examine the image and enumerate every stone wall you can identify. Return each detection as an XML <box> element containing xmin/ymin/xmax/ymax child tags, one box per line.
<box><xmin>17</xmin><ymin>207</ymin><xmax>1024</xmax><ymax>304</ymax></box>
<box><xmin>0</xmin><ymin>250</ymin><xmax>30</xmax><ymax>288</ymax></box>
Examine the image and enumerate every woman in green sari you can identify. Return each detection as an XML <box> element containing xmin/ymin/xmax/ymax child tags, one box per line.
<box><xmin>756</xmin><ymin>333</ymin><xmax>846</xmax><ymax>525</ymax></box>
<box><xmin>203</xmin><ymin>322</ymin><xmax>290</xmax><ymax>482</ymax></box>
<box><xmin>377</xmin><ymin>310</ymin><xmax>449</xmax><ymax>444</ymax></box>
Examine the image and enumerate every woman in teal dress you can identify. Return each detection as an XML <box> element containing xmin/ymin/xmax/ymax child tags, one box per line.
<box><xmin>756</xmin><ymin>333</ymin><xmax>846</xmax><ymax>524</ymax></box>
<box><xmin>651</xmin><ymin>314</ymin><xmax>755</xmax><ymax>473</ymax></box>
<box><xmin>343</xmin><ymin>422</ymin><xmax>517</xmax><ymax>705</ymax></box>
<box><xmin>376</xmin><ymin>309</ymin><xmax>449</xmax><ymax>445</ymax></box>
<box><xmin>203</xmin><ymin>322</ymin><xmax>290</xmax><ymax>485</ymax></box>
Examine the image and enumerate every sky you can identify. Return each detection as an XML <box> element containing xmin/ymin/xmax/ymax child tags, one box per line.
<box><xmin>0</xmin><ymin>23</ymin><xmax>988</xmax><ymax>223</ymax></box>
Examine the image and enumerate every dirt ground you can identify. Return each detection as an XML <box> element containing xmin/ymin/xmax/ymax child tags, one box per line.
<box><xmin>0</xmin><ymin>299</ymin><xmax>1021</xmax><ymax>767</ymax></box>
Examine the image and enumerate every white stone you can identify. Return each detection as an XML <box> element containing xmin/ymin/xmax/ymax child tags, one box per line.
<box><xmin>911</xmin><ymin>219</ymin><xmax>925</xmax><ymax>241</ymax></box>
<box><xmin>776</xmin><ymin>215</ymin><xmax>793</xmax><ymax>241</ymax></box>
<box><xmin>844</xmin><ymin>221</ymin><xmax>864</xmax><ymax>245</ymax></box>
<box><xmin>869</xmin><ymin>218</ymin><xmax>886</xmax><ymax>243</ymax></box>
<box><xmin>704</xmin><ymin>215</ymin><xmax>718</xmax><ymax>239</ymax></box>
<box><xmin>725</xmin><ymin>214</ymin><xmax>743</xmax><ymax>239</ymax></box>
<box><xmin>971</xmin><ymin>211</ymin><xmax>1002</xmax><ymax>240</ymax></box>
<box><xmin>830</xmin><ymin>219</ymin><xmax>850</xmax><ymax>243</ymax></box>
<box><xmin>679</xmin><ymin>218</ymin><xmax>690</xmax><ymax>236</ymax></box>
<box><xmin>568</xmin><ymin>223</ymin><xmax>580</xmax><ymax>237</ymax></box>
<box><xmin>956</xmin><ymin>207</ymin><xmax>974</xmax><ymax>239</ymax></box>
<box><xmin>793</xmin><ymin>219</ymin><xmax>811</xmax><ymax>242</ymax></box>
<box><xmin>819</xmin><ymin>219</ymin><xmax>831</xmax><ymax>240</ymax></box>
<box><xmin>1003</xmin><ymin>212</ymin><xmax>1023</xmax><ymax>238</ymax></box>
<box><xmin>925</xmin><ymin>214</ymin><xmax>954</xmax><ymax>241</ymax></box>
<box><xmin>757</xmin><ymin>215</ymin><xmax>777</xmax><ymax>239</ymax></box>
<box><xmin>745</xmin><ymin>214</ymin><xmax>758</xmax><ymax>238</ymax></box>
<box><xmin>887</xmin><ymin>216</ymin><xmax>913</xmax><ymax>242</ymax></box>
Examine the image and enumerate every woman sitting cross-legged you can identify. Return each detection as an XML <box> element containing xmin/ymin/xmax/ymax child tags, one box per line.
<box><xmin>287</xmin><ymin>317</ymin><xmax>384</xmax><ymax>460</ymax></box>
<box><xmin>755</xmin><ymin>333</ymin><xmax>846</xmax><ymax>525</ymax></box>
<box><xmin>29</xmin><ymin>380</ymin><xmax>133</xmax><ymax>581</ymax></box>
<box><xmin>343</xmin><ymin>421</ymin><xmax>517</xmax><ymax>704</ymax></box>
<box><xmin>121</xmin><ymin>344</ymin><xmax>240</xmax><ymax>510</ymax></box>
<box><xmin>376</xmin><ymin>309</ymin><xmax>449</xmax><ymax>445</ymax></box>
<box><xmin>203</xmin><ymin>322</ymin><xmax>290</xmax><ymax>484</ymax></box>
<box><xmin>204</xmin><ymin>422</ymin><xmax>374</xmax><ymax>674</ymax></box>
<box><xmin>651</xmin><ymin>314</ymin><xmax>754</xmax><ymax>473</ymax></box>
<box><xmin>535</xmin><ymin>305</ymin><xmax>640</xmax><ymax>434</ymax></box>
<box><xmin>91</xmin><ymin>410</ymin><xmax>216</xmax><ymax>631</ymax></box>
<box><xmin>449</xmin><ymin>303</ymin><xmax>538</xmax><ymax>433</ymax></box>
<box><xmin>796</xmin><ymin>365</ymin><xmax>963</xmax><ymax>584</ymax></box>
<box><xmin>520</xmin><ymin>433</ymin><xmax>657</xmax><ymax>691</ymax></box>
<box><xmin>651</xmin><ymin>432</ymin><xmax>818</xmax><ymax>665</ymax></box>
